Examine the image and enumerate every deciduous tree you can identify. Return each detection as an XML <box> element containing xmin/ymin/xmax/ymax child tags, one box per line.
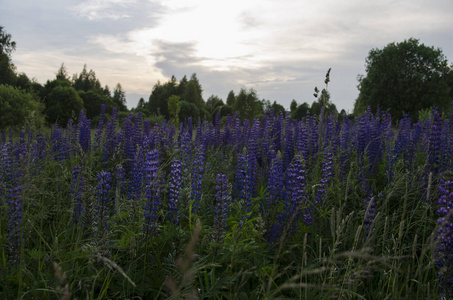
<box><xmin>0</xmin><ymin>84</ymin><xmax>44</xmax><ymax>129</ymax></box>
<box><xmin>354</xmin><ymin>38</ymin><xmax>453</xmax><ymax>121</ymax></box>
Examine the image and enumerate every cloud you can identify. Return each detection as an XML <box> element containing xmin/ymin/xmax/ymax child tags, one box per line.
<box><xmin>2</xmin><ymin>0</ymin><xmax>453</xmax><ymax>111</ymax></box>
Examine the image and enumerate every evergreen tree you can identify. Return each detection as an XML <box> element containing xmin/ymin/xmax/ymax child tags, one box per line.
<box><xmin>226</xmin><ymin>90</ymin><xmax>236</xmax><ymax>106</ymax></box>
<box><xmin>113</xmin><ymin>83</ymin><xmax>128</xmax><ymax>111</ymax></box>
<box><xmin>184</xmin><ymin>73</ymin><xmax>204</xmax><ymax>110</ymax></box>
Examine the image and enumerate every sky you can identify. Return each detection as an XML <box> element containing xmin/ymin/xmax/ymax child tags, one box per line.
<box><xmin>1</xmin><ymin>0</ymin><xmax>453</xmax><ymax>112</ymax></box>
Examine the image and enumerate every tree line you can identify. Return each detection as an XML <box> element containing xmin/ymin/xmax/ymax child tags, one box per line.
<box><xmin>1</xmin><ymin>25</ymin><xmax>452</xmax><ymax>130</ymax></box>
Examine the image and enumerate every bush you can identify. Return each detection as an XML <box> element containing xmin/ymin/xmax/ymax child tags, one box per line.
<box><xmin>0</xmin><ymin>84</ymin><xmax>44</xmax><ymax>130</ymax></box>
<box><xmin>45</xmin><ymin>85</ymin><xmax>84</xmax><ymax>126</ymax></box>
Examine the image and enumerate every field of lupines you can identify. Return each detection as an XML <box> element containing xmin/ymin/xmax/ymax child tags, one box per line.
<box><xmin>1</xmin><ymin>103</ymin><xmax>453</xmax><ymax>299</ymax></box>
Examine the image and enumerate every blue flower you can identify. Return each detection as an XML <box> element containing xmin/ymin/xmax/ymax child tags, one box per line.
<box><xmin>168</xmin><ymin>159</ymin><xmax>182</xmax><ymax>224</ymax></box>
<box><xmin>96</xmin><ymin>171</ymin><xmax>112</xmax><ymax>231</ymax></box>
<box><xmin>191</xmin><ymin>146</ymin><xmax>205</xmax><ymax>214</ymax></box>
<box><xmin>214</xmin><ymin>174</ymin><xmax>229</xmax><ymax>243</ymax></box>
<box><xmin>7</xmin><ymin>186</ymin><xmax>22</xmax><ymax>265</ymax></box>
<box><xmin>435</xmin><ymin>180</ymin><xmax>453</xmax><ymax>297</ymax></box>
<box><xmin>315</xmin><ymin>146</ymin><xmax>333</xmax><ymax>206</ymax></box>
<box><xmin>143</xmin><ymin>149</ymin><xmax>161</xmax><ymax>236</ymax></box>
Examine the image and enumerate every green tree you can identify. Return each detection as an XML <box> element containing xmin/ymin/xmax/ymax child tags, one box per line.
<box><xmin>113</xmin><ymin>83</ymin><xmax>128</xmax><ymax>111</ymax></box>
<box><xmin>176</xmin><ymin>75</ymin><xmax>188</xmax><ymax>96</ymax></box>
<box><xmin>45</xmin><ymin>86</ymin><xmax>84</xmax><ymax>126</ymax></box>
<box><xmin>78</xmin><ymin>90</ymin><xmax>114</xmax><ymax>120</ymax></box>
<box><xmin>206</xmin><ymin>95</ymin><xmax>223</xmax><ymax>109</ymax></box>
<box><xmin>226</xmin><ymin>90</ymin><xmax>235</xmax><ymax>106</ymax></box>
<box><xmin>310</xmin><ymin>90</ymin><xmax>336</xmax><ymax>116</ymax></box>
<box><xmin>137</xmin><ymin>97</ymin><xmax>145</xmax><ymax>109</ymax></box>
<box><xmin>0</xmin><ymin>26</ymin><xmax>17</xmax><ymax>86</ymax></box>
<box><xmin>56</xmin><ymin>63</ymin><xmax>70</xmax><ymax>81</ymax></box>
<box><xmin>167</xmin><ymin>95</ymin><xmax>181</xmax><ymax>125</ymax></box>
<box><xmin>270</xmin><ymin>101</ymin><xmax>285</xmax><ymax>116</ymax></box>
<box><xmin>213</xmin><ymin>104</ymin><xmax>234</xmax><ymax>120</ymax></box>
<box><xmin>72</xmin><ymin>64</ymin><xmax>103</xmax><ymax>93</ymax></box>
<box><xmin>178</xmin><ymin>100</ymin><xmax>199</xmax><ymax>122</ymax></box>
<box><xmin>147</xmin><ymin>77</ymin><xmax>178</xmax><ymax>118</ymax></box>
<box><xmin>0</xmin><ymin>84</ymin><xmax>44</xmax><ymax>129</ymax></box>
<box><xmin>354</xmin><ymin>38</ymin><xmax>453</xmax><ymax>121</ymax></box>
<box><xmin>290</xmin><ymin>99</ymin><xmax>298</xmax><ymax>113</ymax></box>
<box><xmin>233</xmin><ymin>88</ymin><xmax>259</xmax><ymax>120</ymax></box>
<box><xmin>292</xmin><ymin>102</ymin><xmax>310</xmax><ymax>121</ymax></box>
<box><xmin>184</xmin><ymin>73</ymin><xmax>204</xmax><ymax>110</ymax></box>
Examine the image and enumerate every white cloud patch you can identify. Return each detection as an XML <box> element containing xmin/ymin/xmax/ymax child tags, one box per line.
<box><xmin>73</xmin><ymin>0</ymin><xmax>136</xmax><ymax>20</ymax></box>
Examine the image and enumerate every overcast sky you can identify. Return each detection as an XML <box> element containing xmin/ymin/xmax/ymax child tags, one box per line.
<box><xmin>1</xmin><ymin>0</ymin><xmax>453</xmax><ymax>112</ymax></box>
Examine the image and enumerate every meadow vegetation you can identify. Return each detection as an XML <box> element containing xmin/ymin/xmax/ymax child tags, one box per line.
<box><xmin>1</xmin><ymin>102</ymin><xmax>453</xmax><ymax>299</ymax></box>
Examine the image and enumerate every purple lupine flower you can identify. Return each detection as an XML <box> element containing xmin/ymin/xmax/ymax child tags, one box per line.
<box><xmin>297</xmin><ymin>121</ymin><xmax>309</xmax><ymax>163</ymax></box>
<box><xmin>214</xmin><ymin>174</ymin><xmax>229</xmax><ymax>243</ymax></box>
<box><xmin>251</xmin><ymin>119</ymin><xmax>262</xmax><ymax>161</ymax></box>
<box><xmin>285</xmin><ymin>155</ymin><xmax>309</xmax><ymax>226</ymax></box>
<box><xmin>440</xmin><ymin>118</ymin><xmax>450</xmax><ymax>173</ymax></box>
<box><xmin>128</xmin><ymin>150</ymin><xmax>144</xmax><ymax>201</ymax></box>
<box><xmin>268</xmin><ymin>155</ymin><xmax>308</xmax><ymax>243</ymax></box>
<box><xmin>367</xmin><ymin>112</ymin><xmax>382</xmax><ymax>174</ymax></box>
<box><xmin>272</xmin><ymin>114</ymin><xmax>282</xmax><ymax>152</ymax></box>
<box><xmin>122</xmin><ymin>114</ymin><xmax>136</xmax><ymax>171</ymax></box>
<box><xmin>388</xmin><ymin>115</ymin><xmax>412</xmax><ymax>181</ymax></box>
<box><xmin>267</xmin><ymin>151</ymin><xmax>284</xmax><ymax>207</ymax></box>
<box><xmin>191</xmin><ymin>146</ymin><xmax>205</xmax><ymax>214</ymax></box>
<box><xmin>168</xmin><ymin>159</ymin><xmax>182</xmax><ymax>224</ymax></box>
<box><xmin>78</xmin><ymin>110</ymin><xmax>91</xmax><ymax>153</ymax></box>
<box><xmin>315</xmin><ymin>146</ymin><xmax>333</xmax><ymax>206</ymax></box>
<box><xmin>94</xmin><ymin>104</ymin><xmax>106</xmax><ymax>148</ymax></box>
<box><xmin>134</xmin><ymin>111</ymin><xmax>143</xmax><ymax>148</ymax></box>
<box><xmin>152</xmin><ymin>123</ymin><xmax>162</xmax><ymax>151</ymax></box>
<box><xmin>233</xmin><ymin>153</ymin><xmax>247</xmax><ymax>201</ymax></box>
<box><xmin>307</xmin><ymin>113</ymin><xmax>319</xmax><ymax>169</ymax></box>
<box><xmin>7</xmin><ymin>186</ymin><xmax>22</xmax><ymax>265</ymax></box>
<box><xmin>231</xmin><ymin>115</ymin><xmax>241</xmax><ymax>151</ymax></box>
<box><xmin>428</xmin><ymin>108</ymin><xmax>442</xmax><ymax>174</ymax></box>
<box><xmin>96</xmin><ymin>171</ymin><xmax>112</xmax><ymax>232</ymax></box>
<box><xmin>1</xmin><ymin>142</ymin><xmax>15</xmax><ymax>186</ymax></box>
<box><xmin>114</xmin><ymin>165</ymin><xmax>126</xmax><ymax>206</ymax></box>
<box><xmin>265</xmin><ymin>151</ymin><xmax>284</xmax><ymax>231</ymax></box>
<box><xmin>143</xmin><ymin>149</ymin><xmax>161</xmax><ymax>236</ymax></box>
<box><xmin>233</xmin><ymin>144</ymin><xmax>257</xmax><ymax>218</ymax></box>
<box><xmin>179</xmin><ymin>130</ymin><xmax>192</xmax><ymax>171</ymax></box>
<box><xmin>143</xmin><ymin>120</ymin><xmax>151</xmax><ymax>137</ymax></box>
<box><xmin>52</xmin><ymin>124</ymin><xmax>68</xmax><ymax>161</ymax></box>
<box><xmin>357</xmin><ymin>112</ymin><xmax>370</xmax><ymax>163</ymax></box>
<box><xmin>260</xmin><ymin>115</ymin><xmax>271</xmax><ymax>165</ymax></box>
<box><xmin>338</xmin><ymin>115</ymin><xmax>352</xmax><ymax>181</ymax></box>
<box><xmin>283</xmin><ymin>115</ymin><xmax>294</xmax><ymax>172</ymax></box>
<box><xmin>215</xmin><ymin>111</ymin><xmax>222</xmax><ymax>148</ymax></box>
<box><xmin>204</xmin><ymin>122</ymin><xmax>215</xmax><ymax>149</ymax></box>
<box><xmin>435</xmin><ymin>180</ymin><xmax>453</xmax><ymax>298</ymax></box>
<box><xmin>70</xmin><ymin>165</ymin><xmax>84</xmax><ymax>224</ymax></box>
<box><xmin>322</xmin><ymin>114</ymin><xmax>334</xmax><ymax>149</ymax></box>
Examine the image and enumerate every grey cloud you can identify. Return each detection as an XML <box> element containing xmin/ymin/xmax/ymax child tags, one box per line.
<box><xmin>150</xmin><ymin>39</ymin><xmax>347</xmax><ymax>108</ymax></box>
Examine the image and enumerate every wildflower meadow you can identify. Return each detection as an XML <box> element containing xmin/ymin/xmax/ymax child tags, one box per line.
<box><xmin>1</xmin><ymin>103</ymin><xmax>453</xmax><ymax>299</ymax></box>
